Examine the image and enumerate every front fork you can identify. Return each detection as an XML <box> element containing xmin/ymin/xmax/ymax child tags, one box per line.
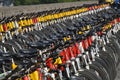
<box><xmin>58</xmin><ymin>70</ymin><xmax>63</xmax><ymax>80</ymax></box>
<box><xmin>65</xmin><ymin>63</ymin><xmax>70</xmax><ymax>78</ymax></box>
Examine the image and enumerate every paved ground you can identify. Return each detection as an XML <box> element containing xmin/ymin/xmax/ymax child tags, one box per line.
<box><xmin>115</xmin><ymin>64</ymin><xmax>120</xmax><ymax>80</ymax></box>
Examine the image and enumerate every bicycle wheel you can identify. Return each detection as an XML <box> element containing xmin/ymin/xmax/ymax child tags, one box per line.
<box><xmin>71</xmin><ymin>69</ymin><xmax>102</xmax><ymax>80</ymax></box>
<box><xmin>109</xmin><ymin>37</ymin><xmax>120</xmax><ymax>56</ymax></box>
<box><xmin>99</xmin><ymin>51</ymin><xmax>117</xmax><ymax>80</ymax></box>
<box><xmin>89</xmin><ymin>61</ymin><xmax>110</xmax><ymax>80</ymax></box>
<box><xmin>105</xmin><ymin>44</ymin><xmax>119</xmax><ymax>67</ymax></box>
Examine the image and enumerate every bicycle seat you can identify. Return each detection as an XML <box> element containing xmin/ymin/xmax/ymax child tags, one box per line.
<box><xmin>12</xmin><ymin>53</ymin><xmax>24</xmax><ymax>59</ymax></box>
<box><xmin>107</xmin><ymin>9</ymin><xmax>116</xmax><ymax>14</ymax></box>
<box><xmin>65</xmin><ymin>31</ymin><xmax>73</xmax><ymax>36</ymax></box>
<box><xmin>49</xmin><ymin>35</ymin><xmax>59</xmax><ymax>41</ymax></box>
<box><xmin>1</xmin><ymin>53</ymin><xmax>12</xmax><ymax>57</ymax></box>
<box><xmin>38</xmin><ymin>40</ymin><xmax>50</xmax><ymax>47</ymax></box>
<box><xmin>67</xmin><ymin>26</ymin><xmax>77</xmax><ymax>32</ymax></box>
<box><xmin>28</xmin><ymin>42</ymin><xmax>46</xmax><ymax>49</ymax></box>
<box><xmin>91</xmin><ymin>16</ymin><xmax>98</xmax><ymax>20</ymax></box>
<box><xmin>104</xmin><ymin>14</ymin><xmax>110</xmax><ymax>19</ymax></box>
<box><xmin>19</xmin><ymin>49</ymin><xmax>38</xmax><ymax>55</ymax></box>
<box><xmin>0</xmin><ymin>57</ymin><xmax>11</xmax><ymax>63</ymax></box>
<box><xmin>57</xmin><ymin>30</ymin><xmax>64</xmax><ymax>34</ymax></box>
<box><xmin>45</xmin><ymin>38</ymin><xmax>54</xmax><ymax>43</ymax></box>
<box><xmin>56</xmin><ymin>33</ymin><xmax>63</xmax><ymax>39</ymax></box>
<box><xmin>73</xmin><ymin>20</ymin><xmax>81</xmax><ymax>26</ymax></box>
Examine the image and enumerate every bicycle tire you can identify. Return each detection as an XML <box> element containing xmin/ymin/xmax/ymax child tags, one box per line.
<box><xmin>89</xmin><ymin>61</ymin><xmax>110</xmax><ymax>80</ymax></box>
<box><xmin>105</xmin><ymin>44</ymin><xmax>119</xmax><ymax>67</ymax></box>
<box><xmin>76</xmin><ymin>69</ymin><xmax>102</xmax><ymax>80</ymax></box>
<box><xmin>99</xmin><ymin>51</ymin><xmax>117</xmax><ymax>80</ymax></box>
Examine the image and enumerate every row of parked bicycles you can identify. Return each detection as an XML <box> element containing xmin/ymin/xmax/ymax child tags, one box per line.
<box><xmin>0</xmin><ymin>2</ymin><xmax>120</xmax><ymax>80</ymax></box>
<box><xmin>0</xmin><ymin>3</ymin><xmax>109</xmax><ymax>34</ymax></box>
